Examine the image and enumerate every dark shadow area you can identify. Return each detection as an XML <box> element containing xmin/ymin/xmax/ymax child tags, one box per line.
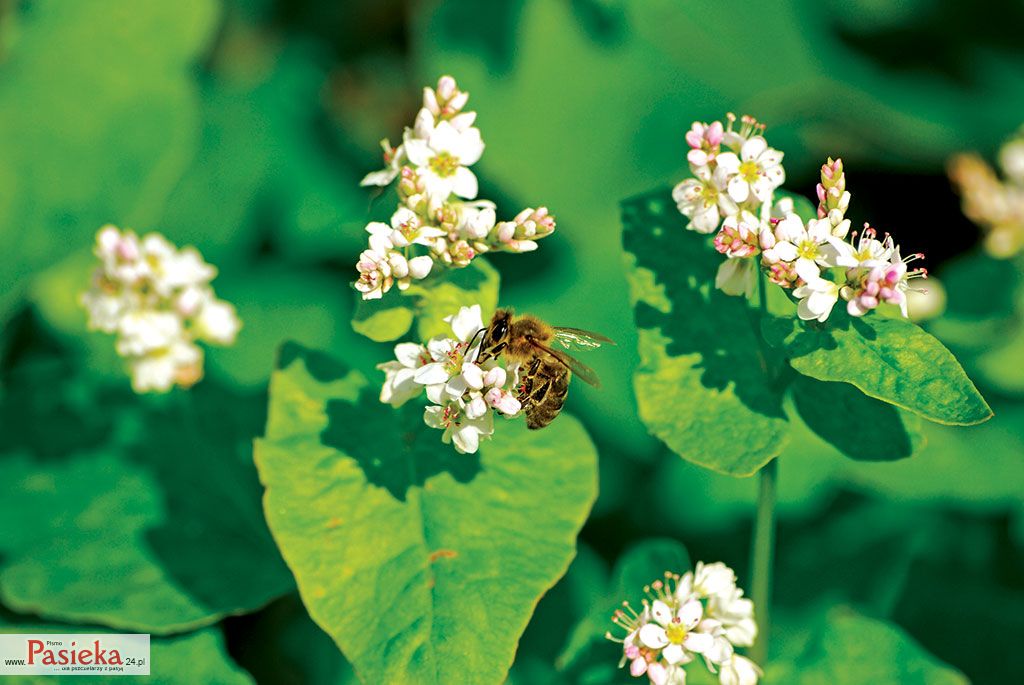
<box><xmin>792</xmin><ymin>376</ymin><xmax>914</xmax><ymax>462</ymax></box>
<box><xmin>429</xmin><ymin>0</ymin><xmax>525</xmax><ymax>74</ymax></box>
<box><xmin>224</xmin><ymin>593</ymin><xmax>356</xmax><ymax>685</ymax></box>
<box><xmin>321</xmin><ymin>384</ymin><xmax>481</xmax><ymax>502</ymax></box>
<box><xmin>0</xmin><ymin>307</ymin><xmax>129</xmax><ymax>462</ymax></box>
<box><xmin>827</xmin><ymin>0</ymin><xmax>1024</xmax><ymax>86</ymax></box>
<box><xmin>278</xmin><ymin>339</ymin><xmax>351</xmax><ymax>384</ymax></box>
<box><xmin>892</xmin><ymin>512</ymin><xmax>1024</xmax><ymax>685</ymax></box>
<box><xmin>133</xmin><ymin>379</ymin><xmax>295</xmax><ymax>614</ymax></box>
<box><xmin>570</xmin><ymin>0</ymin><xmax>627</xmax><ymax>46</ymax></box>
<box><xmin>622</xmin><ymin>188</ymin><xmax>786</xmax><ymax>420</ymax></box>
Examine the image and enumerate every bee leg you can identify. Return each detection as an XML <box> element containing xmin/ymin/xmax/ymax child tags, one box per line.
<box><xmin>477</xmin><ymin>341</ymin><xmax>506</xmax><ymax>363</ymax></box>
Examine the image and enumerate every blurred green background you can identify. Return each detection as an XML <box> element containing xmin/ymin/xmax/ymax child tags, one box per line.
<box><xmin>1</xmin><ymin>0</ymin><xmax>1022</xmax><ymax>683</ymax></box>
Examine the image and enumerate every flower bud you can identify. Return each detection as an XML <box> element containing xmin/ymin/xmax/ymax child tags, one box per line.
<box><xmin>387</xmin><ymin>252</ymin><xmax>410</xmax><ymax>279</ymax></box>
<box><xmin>408</xmin><ymin>256</ymin><xmax>433</xmax><ymax>280</ymax></box>
<box><xmin>436</xmin><ymin>75</ymin><xmax>457</xmax><ymax>100</ymax></box>
<box><xmin>465</xmin><ymin>395</ymin><xmax>488</xmax><ymax>419</ymax></box>
<box><xmin>483</xmin><ymin>366</ymin><xmax>506</xmax><ymax>388</ymax></box>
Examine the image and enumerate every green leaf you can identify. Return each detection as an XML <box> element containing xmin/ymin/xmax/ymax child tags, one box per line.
<box><xmin>622</xmin><ymin>188</ymin><xmax>788</xmax><ymax>476</ymax></box>
<box><xmin>350</xmin><ymin>290</ymin><xmax>415</xmax><ymax>343</ymax></box>
<box><xmin>558</xmin><ymin>539</ymin><xmax>690</xmax><ymax>671</ymax></box>
<box><xmin>351</xmin><ymin>260</ymin><xmax>500</xmax><ymax>343</ymax></box>
<box><xmin>0</xmin><ymin>381</ymin><xmax>293</xmax><ymax>633</ymax></box>
<box><xmin>0</xmin><ymin>617</ymin><xmax>253</xmax><ymax>684</ymax></box>
<box><xmin>764</xmin><ymin>312</ymin><xmax>992</xmax><ymax>426</ymax></box>
<box><xmin>790</xmin><ymin>375</ymin><xmax>924</xmax><ymax>461</ymax></box>
<box><xmin>409</xmin><ymin>259</ymin><xmax>501</xmax><ymax>340</ymax></box>
<box><xmin>254</xmin><ymin>343</ymin><xmax>598</xmax><ymax>684</ymax></box>
<box><xmin>0</xmin><ymin>0</ymin><xmax>217</xmax><ymax>318</ymax></box>
<box><xmin>767</xmin><ymin>607</ymin><xmax>968</xmax><ymax>684</ymax></box>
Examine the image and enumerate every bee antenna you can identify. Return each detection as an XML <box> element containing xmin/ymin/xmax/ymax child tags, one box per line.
<box><xmin>468</xmin><ymin>326</ymin><xmax>487</xmax><ymax>362</ymax></box>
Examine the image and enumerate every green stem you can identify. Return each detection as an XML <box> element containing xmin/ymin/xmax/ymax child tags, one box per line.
<box><xmin>750</xmin><ymin>266</ymin><xmax>777</xmax><ymax>667</ymax></box>
<box><xmin>749</xmin><ymin>456</ymin><xmax>777</xmax><ymax>666</ymax></box>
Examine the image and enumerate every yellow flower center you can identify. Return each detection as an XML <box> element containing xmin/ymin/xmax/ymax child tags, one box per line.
<box><xmin>665</xmin><ymin>622</ymin><xmax>687</xmax><ymax>645</ymax></box>
<box><xmin>739</xmin><ymin>160</ymin><xmax>761</xmax><ymax>183</ymax></box>
<box><xmin>797</xmin><ymin>240</ymin><xmax>819</xmax><ymax>260</ymax></box>
<box><xmin>429</xmin><ymin>151</ymin><xmax>460</xmax><ymax>178</ymax></box>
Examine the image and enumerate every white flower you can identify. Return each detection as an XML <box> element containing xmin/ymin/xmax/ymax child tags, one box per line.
<box><xmin>842</xmin><ymin>247</ymin><xmax>927</xmax><ymax>318</ymax></box>
<box><xmin>378</xmin><ymin>343</ymin><xmax>431</xmax><ymax>407</ymax></box>
<box><xmin>827</xmin><ymin>225</ymin><xmax>895</xmax><ymax>269</ymax></box>
<box><xmin>793</xmin><ymin>275</ymin><xmax>840</xmax><ymax>322</ymax></box>
<box><xmin>81</xmin><ymin>225</ymin><xmax>240</xmax><ymax>394</ymax></box>
<box><xmin>195</xmin><ymin>297</ymin><xmax>241</xmax><ymax>345</ymax></box>
<box><xmin>444</xmin><ymin>304</ymin><xmax>485</xmax><ymax>343</ymax></box>
<box><xmin>639</xmin><ymin>598</ymin><xmax>710</xmax><ymax>665</ymax></box>
<box><xmin>671</xmin><ymin>174</ymin><xmax>729</xmax><ymax>232</ymax></box>
<box><xmin>361</xmin><ymin>139</ymin><xmax>405</xmax><ymax>187</ymax></box>
<box><xmin>404</xmin><ymin>120</ymin><xmax>485</xmax><ymax>202</ymax></box>
<box><xmin>389</xmin><ymin>206</ymin><xmax>446</xmax><ymax>248</ymax></box>
<box><xmin>762</xmin><ymin>216</ymin><xmax>839</xmax><ymax>283</ymax></box>
<box><xmin>715</xmin><ymin>257</ymin><xmax>757</xmax><ymax>297</ymax></box>
<box><xmin>354</xmin><ymin>245</ymin><xmax>393</xmax><ymax>300</ymax></box>
<box><xmin>693</xmin><ymin>562</ymin><xmax>738</xmax><ymax>598</ymax></box>
<box><xmin>459</xmin><ymin>202</ymin><xmax>497</xmax><ymax>240</ymax></box>
<box><xmin>115</xmin><ymin>310</ymin><xmax>182</xmax><ymax>357</ymax></box>
<box><xmin>424</xmin><ymin>399</ymin><xmax>495</xmax><ymax>453</ymax></box>
<box><xmin>129</xmin><ymin>340</ymin><xmax>203</xmax><ymax>393</ymax></box>
<box><xmin>714</xmin><ymin>136</ymin><xmax>785</xmax><ymax>204</ymax></box>
<box><xmin>718</xmin><ymin>655</ymin><xmax>761</xmax><ymax>685</ymax></box>
<box><xmin>608</xmin><ymin>563</ymin><xmax>760</xmax><ymax>685</ymax></box>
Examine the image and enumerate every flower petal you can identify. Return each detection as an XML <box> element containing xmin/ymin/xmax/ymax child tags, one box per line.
<box><xmin>639</xmin><ymin>623</ymin><xmax>670</xmax><ymax>649</ymax></box>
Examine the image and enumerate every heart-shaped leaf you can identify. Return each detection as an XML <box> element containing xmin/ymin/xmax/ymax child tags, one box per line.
<box><xmin>0</xmin><ymin>377</ymin><xmax>293</xmax><ymax>633</ymax></box>
<box><xmin>254</xmin><ymin>343</ymin><xmax>598</xmax><ymax>684</ymax></box>
<box><xmin>764</xmin><ymin>312</ymin><xmax>991</xmax><ymax>426</ymax></box>
<box><xmin>621</xmin><ymin>188</ymin><xmax>788</xmax><ymax>476</ymax></box>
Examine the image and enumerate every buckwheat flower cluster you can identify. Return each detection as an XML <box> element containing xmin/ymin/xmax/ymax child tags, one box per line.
<box><xmin>949</xmin><ymin>125</ymin><xmax>1024</xmax><ymax>258</ymax></box>
<box><xmin>355</xmin><ymin>76</ymin><xmax>556</xmax><ymax>299</ymax></box>
<box><xmin>606</xmin><ymin>562</ymin><xmax>761</xmax><ymax>685</ymax></box>
<box><xmin>80</xmin><ymin>225</ymin><xmax>241</xmax><ymax>393</ymax></box>
<box><xmin>376</xmin><ymin>305</ymin><xmax>522</xmax><ymax>454</ymax></box>
<box><xmin>674</xmin><ymin>115</ymin><xmax>927</xmax><ymax>323</ymax></box>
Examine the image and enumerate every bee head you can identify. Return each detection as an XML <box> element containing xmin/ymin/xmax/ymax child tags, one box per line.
<box><xmin>486</xmin><ymin>309</ymin><xmax>512</xmax><ymax>344</ymax></box>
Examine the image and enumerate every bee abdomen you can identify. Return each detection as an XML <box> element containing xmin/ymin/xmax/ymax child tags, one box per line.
<box><xmin>524</xmin><ymin>363</ymin><xmax>570</xmax><ymax>430</ymax></box>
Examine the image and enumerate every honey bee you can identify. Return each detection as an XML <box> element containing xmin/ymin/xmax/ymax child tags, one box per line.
<box><xmin>475</xmin><ymin>308</ymin><xmax>614</xmax><ymax>429</ymax></box>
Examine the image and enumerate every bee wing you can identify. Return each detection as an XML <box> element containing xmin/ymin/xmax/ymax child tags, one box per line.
<box><xmin>552</xmin><ymin>327</ymin><xmax>616</xmax><ymax>351</ymax></box>
<box><xmin>529</xmin><ymin>340</ymin><xmax>602</xmax><ymax>388</ymax></box>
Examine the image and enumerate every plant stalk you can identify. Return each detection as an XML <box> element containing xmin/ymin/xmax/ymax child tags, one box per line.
<box><xmin>750</xmin><ymin>266</ymin><xmax>777</xmax><ymax>667</ymax></box>
<box><xmin>750</xmin><ymin>457</ymin><xmax>777</xmax><ymax>667</ymax></box>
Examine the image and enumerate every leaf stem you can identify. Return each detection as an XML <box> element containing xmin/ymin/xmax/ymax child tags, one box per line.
<box><xmin>750</xmin><ymin>266</ymin><xmax>777</xmax><ymax>667</ymax></box>
<box><xmin>749</xmin><ymin>455</ymin><xmax>777</xmax><ymax>666</ymax></box>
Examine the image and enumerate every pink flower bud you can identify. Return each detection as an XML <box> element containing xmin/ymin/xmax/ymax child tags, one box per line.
<box><xmin>707</xmin><ymin>120</ymin><xmax>724</xmax><ymax>146</ymax></box>
<box><xmin>630</xmin><ymin>657</ymin><xmax>648</xmax><ymax>677</ymax></box>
